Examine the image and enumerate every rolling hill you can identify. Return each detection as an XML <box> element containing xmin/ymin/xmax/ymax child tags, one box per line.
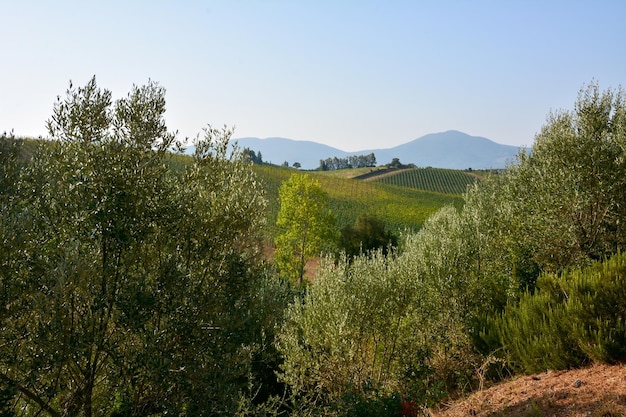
<box><xmin>252</xmin><ymin>164</ymin><xmax>465</xmax><ymax>241</ymax></box>
<box><xmin>221</xmin><ymin>130</ymin><xmax>522</xmax><ymax>170</ymax></box>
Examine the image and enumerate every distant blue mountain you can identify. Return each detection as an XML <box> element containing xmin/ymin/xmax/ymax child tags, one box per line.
<box><xmin>231</xmin><ymin>137</ymin><xmax>352</xmax><ymax>167</ymax></box>
<box><xmin>186</xmin><ymin>130</ymin><xmax>522</xmax><ymax>170</ymax></box>
<box><xmin>363</xmin><ymin>130</ymin><xmax>522</xmax><ymax>170</ymax></box>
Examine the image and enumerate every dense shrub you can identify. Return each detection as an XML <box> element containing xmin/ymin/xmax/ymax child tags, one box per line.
<box><xmin>488</xmin><ymin>252</ymin><xmax>626</xmax><ymax>373</ymax></box>
<box><xmin>339</xmin><ymin>213</ymin><xmax>398</xmax><ymax>258</ymax></box>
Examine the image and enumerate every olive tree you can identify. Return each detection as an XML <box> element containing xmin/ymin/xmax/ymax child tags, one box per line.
<box><xmin>517</xmin><ymin>82</ymin><xmax>626</xmax><ymax>270</ymax></box>
<box><xmin>277</xmin><ymin>207</ymin><xmax>485</xmax><ymax>413</ymax></box>
<box><xmin>470</xmin><ymin>82</ymin><xmax>626</xmax><ymax>277</ymax></box>
<box><xmin>0</xmin><ymin>77</ymin><xmax>271</xmax><ymax>416</ymax></box>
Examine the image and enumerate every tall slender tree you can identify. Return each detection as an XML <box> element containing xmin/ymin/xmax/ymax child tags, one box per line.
<box><xmin>274</xmin><ymin>173</ymin><xmax>337</xmax><ymax>284</ymax></box>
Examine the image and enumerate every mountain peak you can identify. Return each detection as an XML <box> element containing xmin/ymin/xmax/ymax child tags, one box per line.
<box><xmin>206</xmin><ymin>131</ymin><xmax>521</xmax><ymax>170</ymax></box>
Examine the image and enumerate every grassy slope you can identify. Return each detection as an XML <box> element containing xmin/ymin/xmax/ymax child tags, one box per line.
<box><xmin>253</xmin><ymin>164</ymin><xmax>464</xmax><ymax>240</ymax></box>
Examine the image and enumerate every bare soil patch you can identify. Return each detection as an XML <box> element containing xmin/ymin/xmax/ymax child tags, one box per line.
<box><xmin>430</xmin><ymin>364</ymin><xmax>626</xmax><ymax>417</ymax></box>
<box><xmin>262</xmin><ymin>245</ymin><xmax>321</xmax><ymax>281</ymax></box>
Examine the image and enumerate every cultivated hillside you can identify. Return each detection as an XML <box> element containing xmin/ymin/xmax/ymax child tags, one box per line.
<box><xmin>252</xmin><ymin>164</ymin><xmax>464</xmax><ymax>239</ymax></box>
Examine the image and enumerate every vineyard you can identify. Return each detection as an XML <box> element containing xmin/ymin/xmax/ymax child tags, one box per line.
<box><xmin>252</xmin><ymin>164</ymin><xmax>463</xmax><ymax>240</ymax></box>
<box><xmin>369</xmin><ymin>167</ymin><xmax>478</xmax><ymax>195</ymax></box>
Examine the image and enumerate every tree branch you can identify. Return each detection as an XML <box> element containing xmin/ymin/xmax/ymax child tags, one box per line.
<box><xmin>0</xmin><ymin>372</ymin><xmax>61</xmax><ymax>417</ymax></box>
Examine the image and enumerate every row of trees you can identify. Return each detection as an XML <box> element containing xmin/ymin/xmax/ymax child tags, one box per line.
<box><xmin>317</xmin><ymin>153</ymin><xmax>377</xmax><ymax>171</ymax></box>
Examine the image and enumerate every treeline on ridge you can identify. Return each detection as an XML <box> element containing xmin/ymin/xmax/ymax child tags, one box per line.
<box><xmin>317</xmin><ymin>153</ymin><xmax>377</xmax><ymax>171</ymax></box>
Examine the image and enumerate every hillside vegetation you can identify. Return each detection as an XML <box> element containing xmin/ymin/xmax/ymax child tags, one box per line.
<box><xmin>252</xmin><ymin>164</ymin><xmax>464</xmax><ymax>240</ymax></box>
<box><xmin>2</xmin><ymin>79</ymin><xmax>626</xmax><ymax>417</ymax></box>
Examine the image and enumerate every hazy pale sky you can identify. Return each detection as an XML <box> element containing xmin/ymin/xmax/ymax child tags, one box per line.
<box><xmin>2</xmin><ymin>1</ymin><xmax>625</xmax><ymax>151</ymax></box>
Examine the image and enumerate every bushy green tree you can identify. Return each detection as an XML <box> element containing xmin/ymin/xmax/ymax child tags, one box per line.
<box><xmin>497</xmin><ymin>82</ymin><xmax>626</xmax><ymax>273</ymax></box>
<box><xmin>339</xmin><ymin>213</ymin><xmax>398</xmax><ymax>258</ymax></box>
<box><xmin>274</xmin><ymin>173</ymin><xmax>337</xmax><ymax>284</ymax></box>
<box><xmin>0</xmin><ymin>77</ymin><xmax>275</xmax><ymax>416</ymax></box>
<box><xmin>277</xmin><ymin>207</ymin><xmax>484</xmax><ymax>414</ymax></box>
<box><xmin>276</xmin><ymin>251</ymin><xmax>435</xmax><ymax>414</ymax></box>
<box><xmin>458</xmin><ymin>82</ymin><xmax>626</xmax><ymax>306</ymax></box>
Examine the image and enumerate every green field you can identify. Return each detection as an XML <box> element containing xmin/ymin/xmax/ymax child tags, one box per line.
<box><xmin>368</xmin><ymin>167</ymin><xmax>478</xmax><ymax>195</ymax></box>
<box><xmin>252</xmin><ymin>164</ymin><xmax>464</xmax><ymax>239</ymax></box>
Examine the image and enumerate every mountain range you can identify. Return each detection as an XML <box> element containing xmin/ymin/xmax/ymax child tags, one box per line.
<box><xmin>189</xmin><ymin>130</ymin><xmax>524</xmax><ymax>170</ymax></box>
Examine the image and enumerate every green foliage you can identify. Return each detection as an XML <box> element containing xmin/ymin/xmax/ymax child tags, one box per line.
<box><xmin>0</xmin><ymin>132</ymin><xmax>23</xmax><ymax>199</ymax></box>
<box><xmin>274</xmin><ymin>173</ymin><xmax>338</xmax><ymax>284</ymax></box>
<box><xmin>276</xmin><ymin>251</ymin><xmax>428</xmax><ymax>412</ymax></box>
<box><xmin>0</xmin><ymin>77</ymin><xmax>280</xmax><ymax>416</ymax></box>
<box><xmin>339</xmin><ymin>213</ymin><xmax>398</xmax><ymax>258</ymax></box>
<box><xmin>276</xmin><ymin>208</ymin><xmax>487</xmax><ymax>412</ymax></box>
<box><xmin>373</xmin><ymin>167</ymin><xmax>478</xmax><ymax>195</ymax></box>
<box><xmin>447</xmin><ymin>81</ymin><xmax>626</xmax><ymax>330</ymax></box>
<box><xmin>254</xmin><ymin>164</ymin><xmax>463</xmax><ymax>241</ymax></box>
<box><xmin>489</xmin><ymin>252</ymin><xmax>626</xmax><ymax>373</ymax></box>
<box><xmin>500</xmin><ymin>82</ymin><xmax>626</xmax><ymax>273</ymax></box>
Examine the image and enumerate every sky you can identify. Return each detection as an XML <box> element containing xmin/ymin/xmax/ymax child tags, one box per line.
<box><xmin>2</xmin><ymin>1</ymin><xmax>625</xmax><ymax>151</ymax></box>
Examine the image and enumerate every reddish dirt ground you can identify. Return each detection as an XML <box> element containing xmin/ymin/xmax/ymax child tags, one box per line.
<box><xmin>430</xmin><ymin>364</ymin><xmax>626</xmax><ymax>417</ymax></box>
<box><xmin>262</xmin><ymin>245</ymin><xmax>321</xmax><ymax>281</ymax></box>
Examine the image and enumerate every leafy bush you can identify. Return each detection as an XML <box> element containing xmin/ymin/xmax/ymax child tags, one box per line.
<box><xmin>489</xmin><ymin>252</ymin><xmax>626</xmax><ymax>373</ymax></box>
<box><xmin>0</xmin><ymin>78</ymin><xmax>282</xmax><ymax>417</ymax></box>
<box><xmin>339</xmin><ymin>213</ymin><xmax>398</xmax><ymax>258</ymax></box>
<box><xmin>276</xmin><ymin>207</ymin><xmax>491</xmax><ymax>413</ymax></box>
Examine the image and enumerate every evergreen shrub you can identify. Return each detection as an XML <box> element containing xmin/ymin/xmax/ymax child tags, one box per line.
<box><xmin>489</xmin><ymin>252</ymin><xmax>626</xmax><ymax>373</ymax></box>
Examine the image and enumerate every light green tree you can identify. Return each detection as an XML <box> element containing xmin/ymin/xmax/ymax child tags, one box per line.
<box><xmin>274</xmin><ymin>173</ymin><xmax>337</xmax><ymax>284</ymax></box>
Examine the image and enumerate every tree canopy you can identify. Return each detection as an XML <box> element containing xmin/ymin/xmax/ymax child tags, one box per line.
<box><xmin>274</xmin><ymin>173</ymin><xmax>337</xmax><ymax>284</ymax></box>
<box><xmin>0</xmin><ymin>77</ymin><xmax>281</xmax><ymax>416</ymax></box>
